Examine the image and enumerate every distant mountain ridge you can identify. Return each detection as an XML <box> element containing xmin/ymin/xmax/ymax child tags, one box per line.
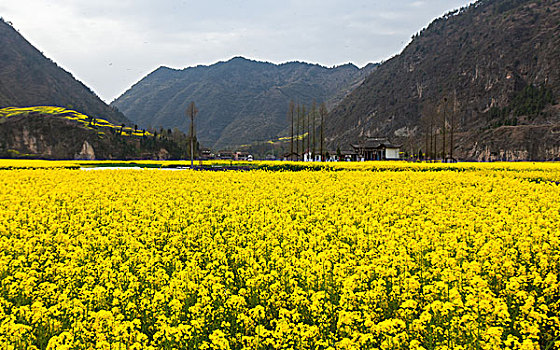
<box><xmin>0</xmin><ymin>18</ymin><xmax>130</xmax><ymax>125</ymax></box>
<box><xmin>325</xmin><ymin>0</ymin><xmax>560</xmax><ymax>160</ymax></box>
<box><xmin>112</xmin><ymin>57</ymin><xmax>376</xmax><ymax>149</ymax></box>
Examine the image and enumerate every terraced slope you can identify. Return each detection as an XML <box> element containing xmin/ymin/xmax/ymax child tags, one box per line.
<box><xmin>0</xmin><ymin>19</ymin><xmax>130</xmax><ymax>125</ymax></box>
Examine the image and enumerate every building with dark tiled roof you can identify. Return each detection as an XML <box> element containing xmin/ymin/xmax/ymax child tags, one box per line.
<box><xmin>350</xmin><ymin>137</ymin><xmax>401</xmax><ymax>160</ymax></box>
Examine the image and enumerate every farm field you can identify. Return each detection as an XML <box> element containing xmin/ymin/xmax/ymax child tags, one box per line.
<box><xmin>0</xmin><ymin>107</ymin><xmax>150</xmax><ymax>137</ymax></box>
<box><xmin>0</xmin><ymin>161</ymin><xmax>559</xmax><ymax>349</ymax></box>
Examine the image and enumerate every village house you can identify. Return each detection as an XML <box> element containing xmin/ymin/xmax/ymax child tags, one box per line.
<box><xmin>216</xmin><ymin>150</ymin><xmax>235</xmax><ymax>160</ymax></box>
<box><xmin>235</xmin><ymin>152</ymin><xmax>253</xmax><ymax>161</ymax></box>
<box><xmin>216</xmin><ymin>150</ymin><xmax>253</xmax><ymax>161</ymax></box>
<box><xmin>199</xmin><ymin>148</ymin><xmax>214</xmax><ymax>160</ymax></box>
<box><xmin>283</xmin><ymin>152</ymin><xmax>299</xmax><ymax>161</ymax></box>
<box><xmin>284</xmin><ymin>137</ymin><xmax>401</xmax><ymax>162</ymax></box>
<box><xmin>350</xmin><ymin>137</ymin><xmax>401</xmax><ymax>161</ymax></box>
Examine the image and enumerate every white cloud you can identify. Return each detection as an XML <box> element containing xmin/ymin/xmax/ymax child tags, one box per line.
<box><xmin>0</xmin><ymin>0</ymin><xmax>475</xmax><ymax>102</ymax></box>
<box><xmin>411</xmin><ymin>1</ymin><xmax>426</xmax><ymax>8</ymax></box>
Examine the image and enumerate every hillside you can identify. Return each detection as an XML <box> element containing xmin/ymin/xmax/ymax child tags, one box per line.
<box><xmin>112</xmin><ymin>57</ymin><xmax>376</xmax><ymax>150</ymax></box>
<box><xmin>325</xmin><ymin>0</ymin><xmax>560</xmax><ymax>161</ymax></box>
<box><xmin>0</xmin><ymin>18</ymin><xmax>130</xmax><ymax>126</ymax></box>
<box><xmin>0</xmin><ymin>107</ymin><xmax>191</xmax><ymax>160</ymax></box>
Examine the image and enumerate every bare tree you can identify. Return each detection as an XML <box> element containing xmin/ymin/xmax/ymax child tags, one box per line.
<box><xmin>441</xmin><ymin>97</ymin><xmax>448</xmax><ymax>159</ymax></box>
<box><xmin>306</xmin><ymin>104</ymin><xmax>311</xmax><ymax>160</ymax></box>
<box><xmin>288</xmin><ymin>100</ymin><xmax>295</xmax><ymax>160</ymax></box>
<box><xmin>311</xmin><ymin>101</ymin><xmax>317</xmax><ymax>160</ymax></box>
<box><xmin>296</xmin><ymin>104</ymin><xmax>301</xmax><ymax>161</ymax></box>
<box><xmin>187</xmin><ymin>102</ymin><xmax>198</xmax><ymax>168</ymax></box>
<box><xmin>442</xmin><ymin>100</ymin><xmax>446</xmax><ymax>159</ymax></box>
<box><xmin>450</xmin><ymin>90</ymin><xmax>458</xmax><ymax>161</ymax></box>
<box><xmin>433</xmin><ymin>123</ymin><xmax>437</xmax><ymax>160</ymax></box>
<box><xmin>319</xmin><ymin>102</ymin><xmax>327</xmax><ymax>161</ymax></box>
<box><xmin>301</xmin><ymin>104</ymin><xmax>306</xmax><ymax>160</ymax></box>
<box><xmin>421</xmin><ymin>102</ymin><xmax>435</xmax><ymax>160</ymax></box>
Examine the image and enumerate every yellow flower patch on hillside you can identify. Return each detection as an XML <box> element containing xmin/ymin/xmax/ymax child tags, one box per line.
<box><xmin>0</xmin><ymin>106</ymin><xmax>152</xmax><ymax>137</ymax></box>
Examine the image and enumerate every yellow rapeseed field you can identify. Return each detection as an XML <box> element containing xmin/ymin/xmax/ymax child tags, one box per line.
<box><xmin>0</xmin><ymin>107</ymin><xmax>150</xmax><ymax>137</ymax></box>
<box><xmin>0</xmin><ymin>161</ymin><xmax>559</xmax><ymax>349</ymax></box>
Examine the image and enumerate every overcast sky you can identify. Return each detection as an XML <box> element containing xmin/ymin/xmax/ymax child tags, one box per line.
<box><xmin>1</xmin><ymin>0</ymin><xmax>475</xmax><ymax>103</ymax></box>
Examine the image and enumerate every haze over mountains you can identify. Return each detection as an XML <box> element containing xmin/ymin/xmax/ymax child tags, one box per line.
<box><xmin>112</xmin><ymin>58</ymin><xmax>376</xmax><ymax>150</ymax></box>
<box><xmin>0</xmin><ymin>19</ymin><xmax>130</xmax><ymax>126</ymax></box>
<box><xmin>326</xmin><ymin>0</ymin><xmax>560</xmax><ymax>160</ymax></box>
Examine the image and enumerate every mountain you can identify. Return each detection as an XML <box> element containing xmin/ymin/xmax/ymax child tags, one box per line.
<box><xmin>112</xmin><ymin>57</ymin><xmax>376</xmax><ymax>150</ymax></box>
<box><xmin>0</xmin><ymin>107</ymin><xmax>190</xmax><ymax>160</ymax></box>
<box><xmin>325</xmin><ymin>0</ymin><xmax>560</xmax><ymax>161</ymax></box>
<box><xmin>0</xmin><ymin>18</ymin><xmax>130</xmax><ymax>126</ymax></box>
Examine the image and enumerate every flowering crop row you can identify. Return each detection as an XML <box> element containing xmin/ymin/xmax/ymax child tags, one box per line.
<box><xmin>0</xmin><ymin>165</ymin><xmax>559</xmax><ymax>349</ymax></box>
<box><xmin>2</xmin><ymin>159</ymin><xmax>560</xmax><ymax>173</ymax></box>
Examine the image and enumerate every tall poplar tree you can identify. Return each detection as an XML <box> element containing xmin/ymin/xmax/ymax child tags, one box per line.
<box><xmin>319</xmin><ymin>102</ymin><xmax>327</xmax><ymax>161</ymax></box>
<box><xmin>306</xmin><ymin>104</ymin><xmax>311</xmax><ymax>160</ymax></box>
<box><xmin>296</xmin><ymin>104</ymin><xmax>301</xmax><ymax>161</ymax></box>
<box><xmin>450</xmin><ymin>90</ymin><xmax>458</xmax><ymax>161</ymax></box>
<box><xmin>301</xmin><ymin>104</ymin><xmax>306</xmax><ymax>161</ymax></box>
<box><xmin>288</xmin><ymin>100</ymin><xmax>295</xmax><ymax>160</ymax></box>
<box><xmin>442</xmin><ymin>96</ymin><xmax>447</xmax><ymax>159</ymax></box>
<box><xmin>187</xmin><ymin>101</ymin><xmax>198</xmax><ymax>168</ymax></box>
<box><xmin>311</xmin><ymin>101</ymin><xmax>317</xmax><ymax>160</ymax></box>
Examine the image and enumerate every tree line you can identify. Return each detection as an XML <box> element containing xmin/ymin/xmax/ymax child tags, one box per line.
<box><xmin>287</xmin><ymin>100</ymin><xmax>328</xmax><ymax>161</ymax></box>
<box><xmin>420</xmin><ymin>93</ymin><xmax>459</xmax><ymax>161</ymax></box>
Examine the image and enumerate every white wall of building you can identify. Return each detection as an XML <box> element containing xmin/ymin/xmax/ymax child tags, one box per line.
<box><xmin>385</xmin><ymin>148</ymin><xmax>400</xmax><ymax>159</ymax></box>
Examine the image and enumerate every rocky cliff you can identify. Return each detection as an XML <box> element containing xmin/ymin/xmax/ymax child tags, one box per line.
<box><xmin>0</xmin><ymin>111</ymin><xmax>190</xmax><ymax>160</ymax></box>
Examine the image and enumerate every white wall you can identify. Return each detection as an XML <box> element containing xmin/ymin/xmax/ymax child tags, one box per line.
<box><xmin>385</xmin><ymin>148</ymin><xmax>400</xmax><ymax>159</ymax></box>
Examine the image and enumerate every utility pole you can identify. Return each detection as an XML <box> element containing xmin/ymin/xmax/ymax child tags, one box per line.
<box><xmin>187</xmin><ymin>102</ymin><xmax>198</xmax><ymax>168</ymax></box>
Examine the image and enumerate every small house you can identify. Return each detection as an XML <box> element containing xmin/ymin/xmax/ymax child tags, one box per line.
<box><xmin>234</xmin><ymin>152</ymin><xmax>252</xmax><ymax>161</ymax></box>
<box><xmin>216</xmin><ymin>150</ymin><xmax>235</xmax><ymax>160</ymax></box>
<box><xmin>283</xmin><ymin>152</ymin><xmax>299</xmax><ymax>161</ymax></box>
<box><xmin>199</xmin><ymin>148</ymin><xmax>214</xmax><ymax>160</ymax></box>
<box><xmin>350</xmin><ymin>138</ymin><xmax>401</xmax><ymax>160</ymax></box>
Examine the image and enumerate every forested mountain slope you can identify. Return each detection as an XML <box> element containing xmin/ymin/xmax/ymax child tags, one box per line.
<box><xmin>0</xmin><ymin>18</ymin><xmax>130</xmax><ymax>125</ymax></box>
<box><xmin>325</xmin><ymin>0</ymin><xmax>560</xmax><ymax>160</ymax></box>
<box><xmin>113</xmin><ymin>57</ymin><xmax>375</xmax><ymax>149</ymax></box>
